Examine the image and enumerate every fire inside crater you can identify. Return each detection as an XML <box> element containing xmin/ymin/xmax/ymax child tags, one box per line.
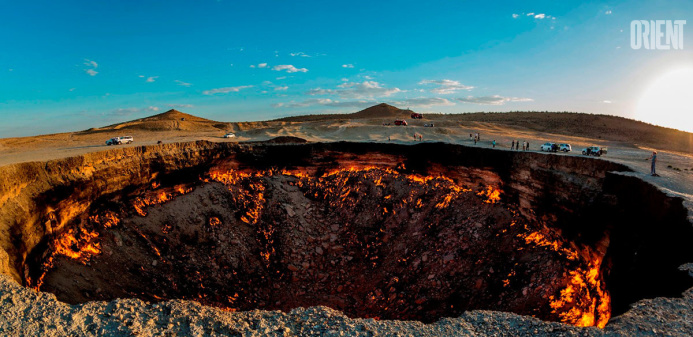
<box><xmin>17</xmin><ymin>142</ymin><xmax>693</xmax><ymax>331</ymax></box>
<box><xmin>30</xmin><ymin>166</ymin><xmax>610</xmax><ymax>327</ymax></box>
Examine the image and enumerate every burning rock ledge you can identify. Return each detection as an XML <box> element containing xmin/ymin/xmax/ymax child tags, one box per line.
<box><xmin>0</xmin><ymin>140</ymin><xmax>692</xmax><ymax>336</ymax></box>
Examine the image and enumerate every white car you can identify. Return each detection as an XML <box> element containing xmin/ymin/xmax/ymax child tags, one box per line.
<box><xmin>559</xmin><ymin>144</ymin><xmax>572</xmax><ymax>152</ymax></box>
<box><xmin>106</xmin><ymin>136</ymin><xmax>134</xmax><ymax>145</ymax></box>
<box><xmin>424</xmin><ymin>123</ymin><xmax>435</xmax><ymax>127</ymax></box>
<box><xmin>540</xmin><ymin>142</ymin><xmax>557</xmax><ymax>152</ymax></box>
<box><xmin>223</xmin><ymin>132</ymin><xmax>236</xmax><ymax>138</ymax></box>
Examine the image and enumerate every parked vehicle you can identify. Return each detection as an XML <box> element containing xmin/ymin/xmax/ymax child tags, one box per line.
<box><xmin>223</xmin><ymin>132</ymin><xmax>236</xmax><ymax>138</ymax></box>
<box><xmin>424</xmin><ymin>123</ymin><xmax>434</xmax><ymax>127</ymax></box>
<box><xmin>106</xmin><ymin>136</ymin><xmax>134</xmax><ymax>145</ymax></box>
<box><xmin>394</xmin><ymin>119</ymin><xmax>408</xmax><ymax>126</ymax></box>
<box><xmin>559</xmin><ymin>143</ymin><xmax>572</xmax><ymax>152</ymax></box>
<box><xmin>582</xmin><ymin>146</ymin><xmax>608</xmax><ymax>156</ymax></box>
<box><xmin>410</xmin><ymin>112</ymin><xmax>423</xmax><ymax>119</ymax></box>
<box><xmin>540</xmin><ymin>142</ymin><xmax>558</xmax><ymax>152</ymax></box>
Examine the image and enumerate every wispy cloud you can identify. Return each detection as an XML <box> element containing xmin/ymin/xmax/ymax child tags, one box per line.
<box><xmin>272</xmin><ymin>64</ymin><xmax>308</xmax><ymax>73</ymax></box>
<box><xmin>342</xmin><ymin>64</ymin><xmax>354</xmax><ymax>68</ymax></box>
<box><xmin>111</xmin><ymin>106</ymin><xmax>160</xmax><ymax>116</ymax></box>
<box><xmin>419</xmin><ymin>79</ymin><xmax>474</xmax><ymax>94</ymax></box>
<box><xmin>603</xmin><ymin>100</ymin><xmax>612</xmax><ymax>104</ymax></box>
<box><xmin>306</xmin><ymin>88</ymin><xmax>338</xmax><ymax>96</ymax></box>
<box><xmin>146</xmin><ymin>76</ymin><xmax>158</xmax><ymax>83</ymax></box>
<box><xmin>605</xmin><ymin>10</ymin><xmax>612</xmax><ymax>15</ymax></box>
<box><xmin>202</xmin><ymin>85</ymin><xmax>253</xmax><ymax>95</ymax></box>
<box><xmin>290</xmin><ymin>52</ymin><xmax>311</xmax><ymax>57</ymax></box>
<box><xmin>306</xmin><ymin>81</ymin><xmax>401</xmax><ymax>99</ymax></box>
<box><xmin>175</xmin><ymin>80</ymin><xmax>192</xmax><ymax>87</ymax></box>
<box><xmin>274</xmin><ymin>86</ymin><xmax>289</xmax><ymax>91</ymax></box>
<box><xmin>276</xmin><ymin>98</ymin><xmax>375</xmax><ymax>109</ymax></box>
<box><xmin>390</xmin><ymin>97</ymin><xmax>456</xmax><ymax>108</ymax></box>
<box><xmin>84</xmin><ymin>59</ymin><xmax>98</xmax><ymax>76</ymax></box>
<box><xmin>456</xmin><ymin>95</ymin><xmax>533</xmax><ymax>105</ymax></box>
<box><xmin>336</xmin><ymin>81</ymin><xmax>401</xmax><ymax>98</ymax></box>
<box><xmin>516</xmin><ymin>12</ymin><xmax>553</xmax><ymax>20</ymax></box>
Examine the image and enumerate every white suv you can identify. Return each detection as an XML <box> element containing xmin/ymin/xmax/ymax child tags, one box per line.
<box><xmin>559</xmin><ymin>144</ymin><xmax>572</xmax><ymax>152</ymax></box>
<box><xmin>106</xmin><ymin>136</ymin><xmax>134</xmax><ymax>145</ymax></box>
<box><xmin>540</xmin><ymin>142</ymin><xmax>557</xmax><ymax>152</ymax></box>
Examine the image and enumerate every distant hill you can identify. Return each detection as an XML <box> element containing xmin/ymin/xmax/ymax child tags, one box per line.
<box><xmin>275</xmin><ymin>103</ymin><xmax>412</xmax><ymax>122</ymax></box>
<box><xmin>79</xmin><ymin>109</ymin><xmax>231</xmax><ymax>134</ymax></box>
<box><xmin>449</xmin><ymin>111</ymin><xmax>693</xmax><ymax>153</ymax></box>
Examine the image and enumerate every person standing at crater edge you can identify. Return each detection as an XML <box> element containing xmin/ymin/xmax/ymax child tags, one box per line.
<box><xmin>647</xmin><ymin>151</ymin><xmax>658</xmax><ymax>176</ymax></box>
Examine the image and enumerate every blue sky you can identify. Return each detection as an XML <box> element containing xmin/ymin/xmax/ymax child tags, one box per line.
<box><xmin>1</xmin><ymin>0</ymin><xmax>692</xmax><ymax>137</ymax></box>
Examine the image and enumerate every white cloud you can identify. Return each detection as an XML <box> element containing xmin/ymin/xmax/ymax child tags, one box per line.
<box><xmin>249</xmin><ymin>65</ymin><xmax>256</xmax><ymax>68</ymax></box>
<box><xmin>147</xmin><ymin>106</ymin><xmax>160</xmax><ymax>112</ymax></box>
<box><xmin>276</xmin><ymin>76</ymin><xmax>287</xmax><ymax>80</ymax></box>
<box><xmin>272</xmin><ymin>64</ymin><xmax>308</xmax><ymax>73</ymax></box>
<box><xmin>527</xmin><ymin>12</ymin><xmax>535</xmax><ymax>16</ymax></box>
<box><xmin>605</xmin><ymin>10</ymin><xmax>612</xmax><ymax>15</ymax></box>
<box><xmin>342</xmin><ymin>64</ymin><xmax>354</xmax><ymax>68</ymax></box>
<box><xmin>175</xmin><ymin>80</ymin><xmax>192</xmax><ymax>87</ymax></box>
<box><xmin>84</xmin><ymin>59</ymin><xmax>98</xmax><ymax>76</ymax></box>
<box><xmin>306</xmin><ymin>81</ymin><xmax>401</xmax><ymax>99</ymax></box>
<box><xmin>202</xmin><ymin>85</ymin><xmax>253</xmax><ymax>95</ymax></box>
<box><xmin>534</xmin><ymin>13</ymin><xmax>546</xmax><ymax>19</ymax></box>
<box><xmin>512</xmin><ymin>14</ymin><xmax>519</xmax><ymax>19</ymax></box>
<box><xmin>274</xmin><ymin>86</ymin><xmax>289</xmax><ymax>91</ymax></box>
<box><xmin>290</xmin><ymin>52</ymin><xmax>311</xmax><ymax>57</ymax></box>
<box><xmin>278</xmin><ymin>98</ymin><xmax>375</xmax><ymax>109</ymax></box>
<box><xmin>336</xmin><ymin>81</ymin><xmax>401</xmax><ymax>98</ymax></box>
<box><xmin>146</xmin><ymin>76</ymin><xmax>158</xmax><ymax>83</ymax></box>
<box><xmin>258</xmin><ymin>63</ymin><xmax>268</xmax><ymax>68</ymax></box>
<box><xmin>456</xmin><ymin>95</ymin><xmax>534</xmax><ymax>105</ymax></box>
<box><xmin>390</xmin><ymin>97</ymin><xmax>456</xmax><ymax>108</ymax></box>
<box><xmin>419</xmin><ymin>79</ymin><xmax>474</xmax><ymax>94</ymax></box>
<box><xmin>603</xmin><ymin>100</ymin><xmax>612</xmax><ymax>104</ymax></box>
<box><xmin>306</xmin><ymin>88</ymin><xmax>338</xmax><ymax>96</ymax></box>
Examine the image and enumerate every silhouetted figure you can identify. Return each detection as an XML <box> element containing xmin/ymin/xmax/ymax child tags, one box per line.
<box><xmin>647</xmin><ymin>151</ymin><xmax>658</xmax><ymax>176</ymax></box>
<box><xmin>492</xmin><ymin>140</ymin><xmax>496</xmax><ymax>148</ymax></box>
<box><xmin>526</xmin><ymin>142</ymin><xmax>529</xmax><ymax>151</ymax></box>
<box><xmin>511</xmin><ymin>140</ymin><xmax>515</xmax><ymax>150</ymax></box>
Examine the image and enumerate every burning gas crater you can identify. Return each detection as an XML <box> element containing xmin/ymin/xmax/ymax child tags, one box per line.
<box><xmin>29</xmin><ymin>165</ymin><xmax>611</xmax><ymax>328</ymax></box>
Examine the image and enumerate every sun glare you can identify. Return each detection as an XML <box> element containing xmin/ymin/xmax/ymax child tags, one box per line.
<box><xmin>635</xmin><ymin>67</ymin><xmax>693</xmax><ymax>132</ymax></box>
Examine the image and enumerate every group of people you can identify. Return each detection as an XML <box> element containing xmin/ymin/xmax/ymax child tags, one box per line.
<box><xmin>469</xmin><ymin>133</ymin><xmax>481</xmax><ymax>144</ymax></box>
<box><xmin>510</xmin><ymin>140</ymin><xmax>530</xmax><ymax>151</ymax></box>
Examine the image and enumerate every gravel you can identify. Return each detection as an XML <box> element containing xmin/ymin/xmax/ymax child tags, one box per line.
<box><xmin>1</xmin><ymin>275</ymin><xmax>691</xmax><ymax>336</ymax></box>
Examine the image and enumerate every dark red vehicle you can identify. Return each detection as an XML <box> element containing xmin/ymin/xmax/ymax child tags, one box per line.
<box><xmin>394</xmin><ymin>119</ymin><xmax>408</xmax><ymax>126</ymax></box>
<box><xmin>410</xmin><ymin>112</ymin><xmax>423</xmax><ymax>119</ymax></box>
